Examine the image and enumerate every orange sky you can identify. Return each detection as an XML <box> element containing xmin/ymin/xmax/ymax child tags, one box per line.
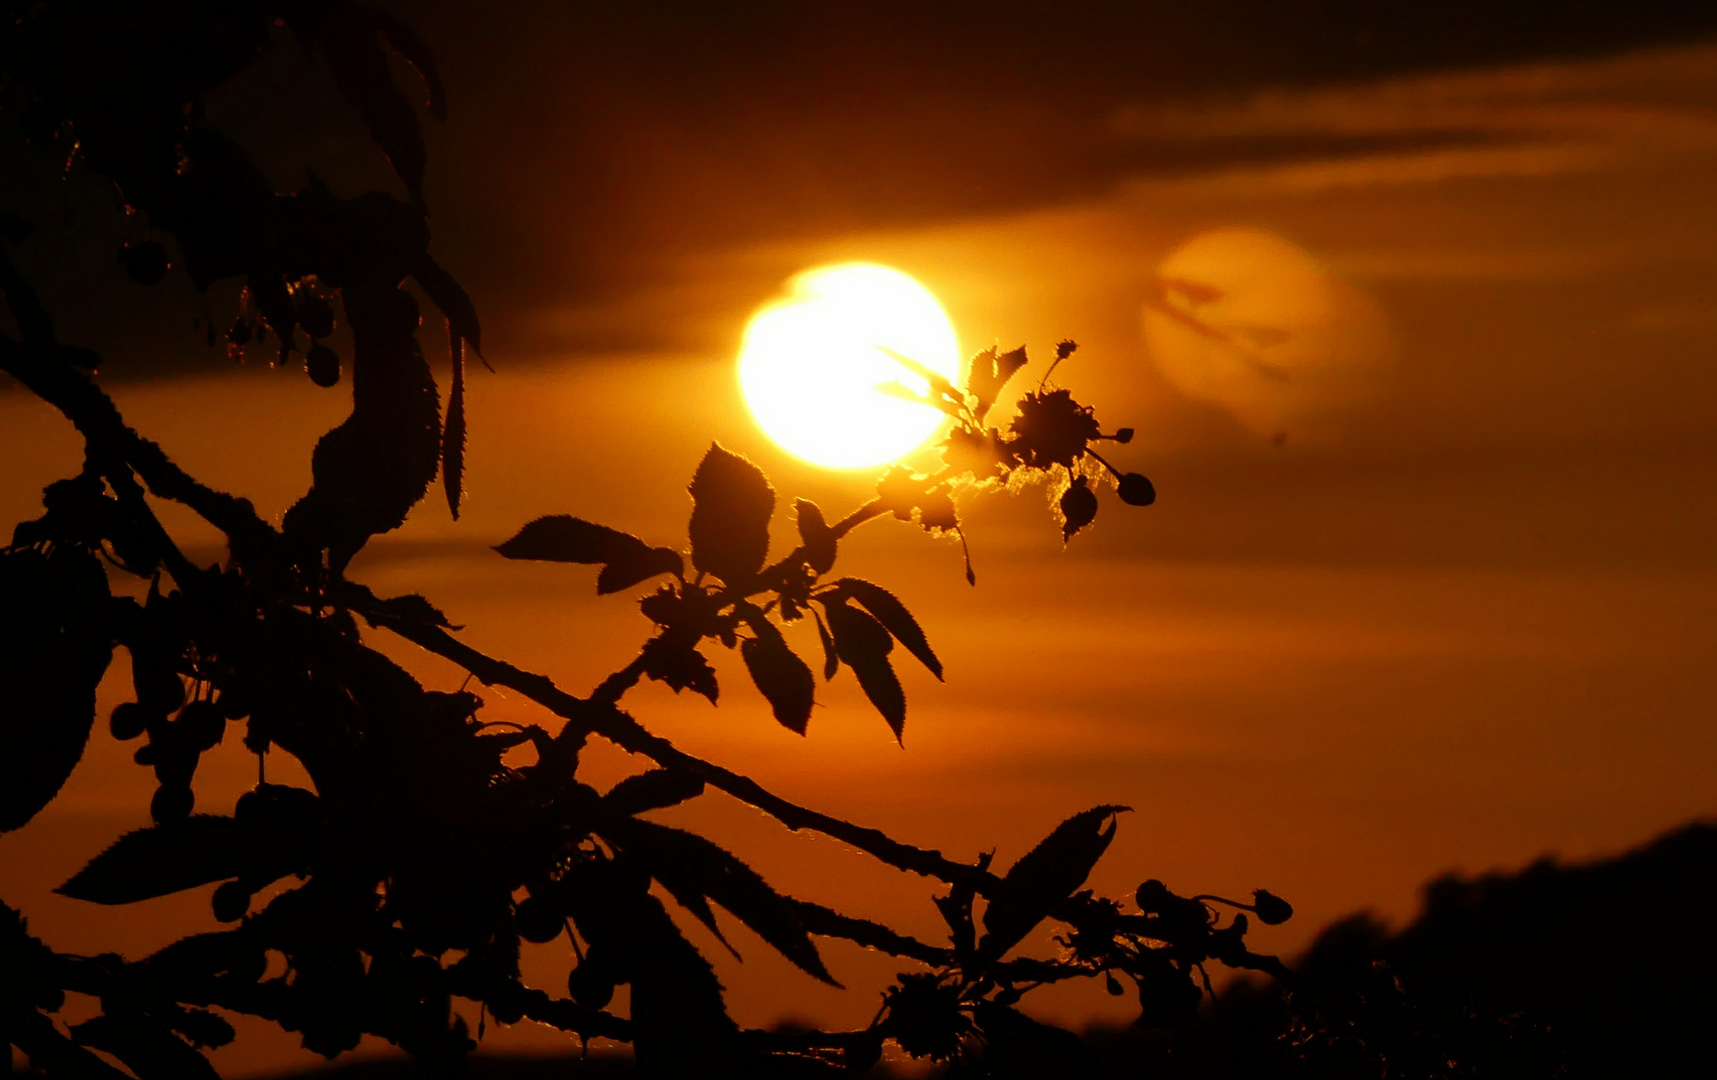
<box><xmin>4</xmin><ymin>37</ymin><xmax>1717</xmax><ymax>1078</ymax></box>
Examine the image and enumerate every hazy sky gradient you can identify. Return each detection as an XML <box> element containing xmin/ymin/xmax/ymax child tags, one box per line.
<box><xmin>3</xmin><ymin>15</ymin><xmax>1717</xmax><ymax>1076</ymax></box>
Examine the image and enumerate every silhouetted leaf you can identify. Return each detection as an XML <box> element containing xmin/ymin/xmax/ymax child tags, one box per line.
<box><xmin>740</xmin><ymin>616</ymin><xmax>815</xmax><ymax>734</ymax></box>
<box><xmin>640</xmin><ymin>637</ymin><xmax>718</xmax><ymax>703</ymax></box>
<box><xmin>496</xmin><ymin>515</ymin><xmax>682</xmax><ymax>594</ymax></box>
<box><xmin>58</xmin><ymin>817</ymin><xmax>246</xmax><ymax>904</ymax></box>
<box><xmin>349</xmin><ymin>591</ymin><xmax>456</xmax><ymax>629</ymax></box>
<box><xmin>443</xmin><ymin>334</ymin><xmax>465</xmax><ymax>518</ymax></box>
<box><xmin>299</xmin><ymin>4</ymin><xmax>430</xmax><ymax>205</ymax></box>
<box><xmin>966</xmin><ymin>345</ymin><xmax>1029</xmax><ymax>424</ymax></box>
<box><xmin>822</xmin><ymin>599</ymin><xmax>905</xmax><ymax>741</ymax></box>
<box><xmin>875</xmin><ymin>345</ymin><xmax>963</xmax><ymax>417</ymax></box>
<box><xmin>496</xmin><ymin>515</ymin><xmax>628</xmax><ymax>562</ymax></box>
<box><xmin>980</xmin><ymin>805</ymin><xmax>1127</xmax><ymax>958</ymax></box>
<box><xmin>794</xmin><ymin>498</ymin><xmax>837</xmax><ymax>574</ymax></box>
<box><xmin>366</xmin><ymin>7</ymin><xmax>448</xmax><ymax>120</ymax></box>
<box><xmin>1</xmin><ymin>546</ymin><xmax>114</xmax><ymax>832</ymax></box>
<box><xmin>971</xmin><ymin>1002</ymin><xmax>1105</xmax><ymax>1080</ymax></box>
<box><xmin>813</xmin><ymin>610</ymin><xmax>838</xmax><ymax>681</ymax></box>
<box><xmin>597</xmin><ymin>546</ymin><xmax>684</xmax><ymax>596</ymax></box>
<box><xmin>605</xmin><ymin>818</ymin><xmax>837</xmax><ymax>985</ymax></box>
<box><xmin>828</xmin><ymin>578</ymin><xmax>942</xmax><ymax>680</ymax></box>
<box><xmin>688</xmin><ymin>443</ymin><xmax>774</xmax><ymax>584</ymax></box>
<box><xmin>605</xmin><ymin>769</ymin><xmax>706</xmax><ymax>817</ymax></box>
<box><xmin>70</xmin><ymin>1015</ymin><xmax>220</xmax><ymax>1080</ymax></box>
<box><xmin>414</xmin><ymin>254</ymin><xmax>481</xmax><ymax>355</ymax></box>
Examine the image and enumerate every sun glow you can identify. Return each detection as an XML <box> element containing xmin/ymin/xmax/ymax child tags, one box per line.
<box><xmin>739</xmin><ymin>262</ymin><xmax>961</xmax><ymax>468</ymax></box>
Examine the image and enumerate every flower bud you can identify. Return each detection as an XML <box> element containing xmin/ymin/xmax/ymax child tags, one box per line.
<box><xmin>1251</xmin><ymin>888</ymin><xmax>1293</xmax><ymax>925</ymax></box>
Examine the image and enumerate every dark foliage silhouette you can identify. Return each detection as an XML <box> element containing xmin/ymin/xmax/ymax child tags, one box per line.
<box><xmin>0</xmin><ymin>5</ymin><xmax>1322</xmax><ymax>1079</ymax></box>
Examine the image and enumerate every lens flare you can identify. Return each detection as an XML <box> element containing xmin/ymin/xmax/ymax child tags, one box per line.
<box><xmin>739</xmin><ymin>262</ymin><xmax>960</xmax><ymax>469</ymax></box>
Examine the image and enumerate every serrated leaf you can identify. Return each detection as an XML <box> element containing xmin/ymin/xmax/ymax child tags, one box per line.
<box><xmin>971</xmin><ymin>1003</ymin><xmax>1105</xmax><ymax>1079</ymax></box>
<box><xmin>307</xmin><ymin>5</ymin><xmax>431</xmax><ymax>206</ymax></box>
<box><xmin>497</xmin><ymin>516</ymin><xmax>680</xmax><ymax>593</ymax></box>
<box><xmin>740</xmin><ymin>618</ymin><xmax>815</xmax><ymax>735</ymax></box>
<box><xmin>1</xmin><ymin>546</ymin><xmax>113</xmax><ymax>832</ymax></box>
<box><xmin>823</xmin><ymin>600</ymin><xmax>905</xmax><ymax>742</ymax></box>
<box><xmin>58</xmin><ymin>817</ymin><xmax>247</xmax><ymax>904</ymax></box>
<box><xmin>604</xmin><ymin>818</ymin><xmax>838</xmax><ymax>986</ymax></box>
<box><xmin>830</xmin><ymin>578</ymin><xmax>942</xmax><ymax>680</ymax></box>
<box><xmin>813</xmin><ymin>610</ymin><xmax>838</xmax><ymax>681</ymax></box>
<box><xmin>687</xmin><ymin>443</ymin><xmax>774</xmax><ymax>585</ymax></box>
<box><xmin>596</xmin><ymin>546</ymin><xmax>684</xmax><ymax>596</ymax></box>
<box><xmin>794</xmin><ymin>498</ymin><xmax>836</xmax><ymax>574</ymax></box>
<box><xmin>70</xmin><ymin>1015</ymin><xmax>220</xmax><ymax>1080</ymax></box>
<box><xmin>640</xmin><ymin>637</ymin><xmax>718</xmax><ymax>703</ymax></box>
<box><xmin>496</xmin><ymin>515</ymin><xmax>638</xmax><ymax>563</ymax></box>
<box><xmin>414</xmin><ymin>254</ymin><xmax>481</xmax><ymax>356</ymax></box>
<box><xmin>442</xmin><ymin>333</ymin><xmax>465</xmax><ymax>519</ymax></box>
<box><xmin>966</xmin><ymin>345</ymin><xmax>1030</xmax><ymax>424</ymax></box>
<box><xmin>366</xmin><ymin>7</ymin><xmax>448</xmax><ymax>121</ymax></box>
<box><xmin>979</xmin><ymin>806</ymin><xmax>1127</xmax><ymax>959</ymax></box>
<box><xmin>874</xmin><ymin>345</ymin><xmax>959</xmax><ymax>402</ymax></box>
<box><xmin>605</xmin><ymin>769</ymin><xmax>706</xmax><ymax>817</ymax></box>
<box><xmin>352</xmin><ymin>591</ymin><xmax>456</xmax><ymax>629</ymax></box>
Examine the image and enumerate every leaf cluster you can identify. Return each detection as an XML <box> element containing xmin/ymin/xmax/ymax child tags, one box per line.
<box><xmin>875</xmin><ymin>339</ymin><xmax>1156</xmax><ymax>569</ymax></box>
<box><xmin>0</xmin><ymin>8</ymin><xmax>1294</xmax><ymax>1080</ymax></box>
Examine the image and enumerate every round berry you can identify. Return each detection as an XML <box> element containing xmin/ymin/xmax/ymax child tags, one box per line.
<box><xmin>305</xmin><ymin>344</ymin><xmax>340</xmax><ymax>387</ymax></box>
<box><xmin>151</xmin><ymin>783</ymin><xmax>194</xmax><ymax>823</ymax></box>
<box><xmin>118</xmin><ymin>240</ymin><xmax>169</xmax><ymax>286</ymax></box>
<box><xmin>109</xmin><ymin>702</ymin><xmax>150</xmax><ymax>741</ymax></box>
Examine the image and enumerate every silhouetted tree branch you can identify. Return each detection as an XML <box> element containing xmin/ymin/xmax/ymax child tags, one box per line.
<box><xmin>0</xmin><ymin>6</ymin><xmax>1305</xmax><ymax>1080</ymax></box>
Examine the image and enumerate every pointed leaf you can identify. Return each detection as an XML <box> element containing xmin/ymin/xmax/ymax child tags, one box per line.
<box><xmin>740</xmin><ymin>618</ymin><xmax>815</xmax><ymax>734</ymax></box>
<box><xmin>979</xmin><ymin>806</ymin><xmax>1127</xmax><ymax>958</ymax></box>
<box><xmin>356</xmin><ymin>592</ymin><xmax>455</xmax><ymax>629</ymax></box>
<box><xmin>605</xmin><ymin>769</ymin><xmax>706</xmax><ymax>817</ymax></box>
<box><xmin>58</xmin><ymin>817</ymin><xmax>247</xmax><ymax>904</ymax></box>
<box><xmin>498</xmin><ymin>517</ymin><xmax>680</xmax><ymax>592</ymax></box>
<box><xmin>596</xmin><ymin>546</ymin><xmax>684</xmax><ymax>596</ymax></box>
<box><xmin>687</xmin><ymin>443</ymin><xmax>774</xmax><ymax>584</ymax></box>
<box><xmin>794</xmin><ymin>498</ymin><xmax>837</xmax><ymax>574</ymax></box>
<box><xmin>640</xmin><ymin>637</ymin><xmax>718</xmax><ymax>703</ymax></box>
<box><xmin>830</xmin><ymin>578</ymin><xmax>942</xmax><ymax>679</ymax></box>
<box><xmin>70</xmin><ymin>1015</ymin><xmax>220</xmax><ymax>1080</ymax></box>
<box><xmin>966</xmin><ymin>345</ymin><xmax>1030</xmax><ymax>424</ymax></box>
<box><xmin>813</xmin><ymin>610</ymin><xmax>838</xmax><ymax>681</ymax></box>
<box><xmin>309</xmin><ymin>6</ymin><xmax>430</xmax><ymax>205</ymax></box>
<box><xmin>822</xmin><ymin>600</ymin><xmax>905</xmax><ymax>741</ymax></box>
<box><xmin>496</xmin><ymin>515</ymin><xmax>637</xmax><ymax>563</ymax></box>
<box><xmin>366</xmin><ymin>7</ymin><xmax>448</xmax><ymax>121</ymax></box>
<box><xmin>442</xmin><ymin>333</ymin><xmax>465</xmax><ymax>519</ymax></box>
<box><xmin>971</xmin><ymin>1003</ymin><xmax>1105</xmax><ymax>1080</ymax></box>
<box><xmin>1</xmin><ymin>547</ymin><xmax>113</xmax><ymax>832</ymax></box>
<box><xmin>415</xmin><ymin>254</ymin><xmax>481</xmax><ymax>356</ymax></box>
<box><xmin>605</xmin><ymin>818</ymin><xmax>838</xmax><ymax>986</ymax></box>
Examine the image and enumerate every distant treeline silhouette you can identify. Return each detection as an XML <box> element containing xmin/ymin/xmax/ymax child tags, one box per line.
<box><xmin>18</xmin><ymin>821</ymin><xmax>1688</xmax><ymax>1080</ymax></box>
<box><xmin>0</xmin><ymin>5</ymin><xmax>1314</xmax><ymax>1080</ymax></box>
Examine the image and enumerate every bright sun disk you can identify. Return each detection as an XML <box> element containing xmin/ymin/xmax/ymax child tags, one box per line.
<box><xmin>739</xmin><ymin>262</ymin><xmax>960</xmax><ymax>468</ymax></box>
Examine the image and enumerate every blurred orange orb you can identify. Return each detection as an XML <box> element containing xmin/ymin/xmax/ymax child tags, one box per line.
<box><xmin>739</xmin><ymin>262</ymin><xmax>961</xmax><ymax>468</ymax></box>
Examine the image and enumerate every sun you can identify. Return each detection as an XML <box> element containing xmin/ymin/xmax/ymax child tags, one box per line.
<box><xmin>739</xmin><ymin>262</ymin><xmax>961</xmax><ymax>469</ymax></box>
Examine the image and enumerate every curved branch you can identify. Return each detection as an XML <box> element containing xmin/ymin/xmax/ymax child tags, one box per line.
<box><xmin>368</xmin><ymin>610</ymin><xmax>996</xmax><ymax>890</ymax></box>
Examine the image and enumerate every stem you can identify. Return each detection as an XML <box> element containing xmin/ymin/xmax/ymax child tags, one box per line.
<box><xmin>369</xmin><ymin>610</ymin><xmax>998</xmax><ymax>891</ymax></box>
